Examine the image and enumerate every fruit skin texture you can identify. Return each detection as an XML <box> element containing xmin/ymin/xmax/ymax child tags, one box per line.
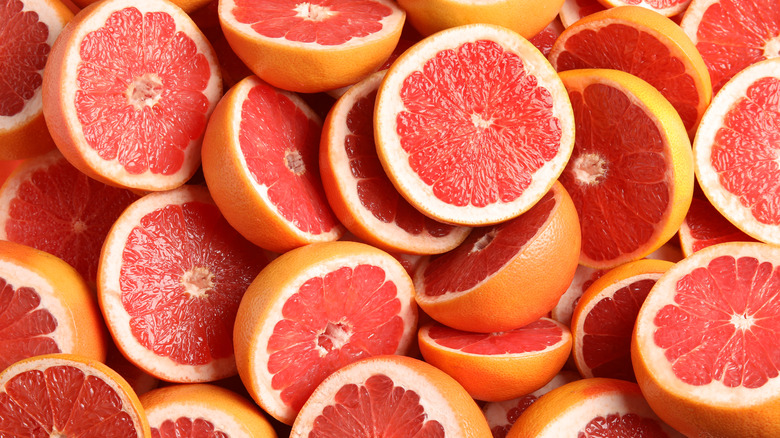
<box><xmin>415</xmin><ymin>182</ymin><xmax>581</xmax><ymax>333</ymax></box>
<box><xmin>398</xmin><ymin>0</ymin><xmax>565</xmax><ymax>39</ymax></box>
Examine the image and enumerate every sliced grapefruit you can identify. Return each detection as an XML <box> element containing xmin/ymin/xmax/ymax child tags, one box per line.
<box><xmin>557</xmin><ymin>69</ymin><xmax>693</xmax><ymax>269</ymax></box>
<box><xmin>233</xmin><ymin>241</ymin><xmax>418</xmax><ymax>425</ymax></box>
<box><xmin>290</xmin><ymin>355</ymin><xmax>491</xmax><ymax>437</ymax></box>
<box><xmin>679</xmin><ymin>196</ymin><xmax>758</xmax><ymax>257</ymax></box>
<box><xmin>549</xmin><ymin>5</ymin><xmax>712</xmax><ymax>137</ymax></box>
<box><xmin>140</xmin><ymin>383</ymin><xmax>277</xmax><ymax>438</ymax></box>
<box><xmin>559</xmin><ymin>0</ymin><xmax>607</xmax><ymax>28</ymax></box>
<box><xmin>418</xmin><ymin>318</ymin><xmax>572</xmax><ymax>402</ymax></box>
<box><xmin>202</xmin><ymin>75</ymin><xmax>344</xmax><ymax>253</ymax></box>
<box><xmin>218</xmin><ymin>0</ymin><xmax>405</xmax><ymax>93</ymax></box>
<box><xmin>42</xmin><ymin>0</ymin><xmax>222</xmax><ymax>191</ymax></box>
<box><xmin>414</xmin><ymin>181</ymin><xmax>580</xmax><ymax>333</ymax></box>
<box><xmin>551</xmin><ymin>264</ymin><xmax>606</xmax><ymax>327</ymax></box>
<box><xmin>692</xmin><ymin>57</ymin><xmax>780</xmax><ymax>246</ymax></box>
<box><xmin>0</xmin><ymin>353</ymin><xmax>150</xmax><ymax>437</ymax></box>
<box><xmin>0</xmin><ymin>240</ymin><xmax>107</xmax><ymax>370</ymax></box>
<box><xmin>596</xmin><ymin>0</ymin><xmax>692</xmax><ymax>16</ymax></box>
<box><xmin>98</xmin><ymin>184</ymin><xmax>271</xmax><ymax>383</ymax></box>
<box><xmin>529</xmin><ymin>17</ymin><xmax>564</xmax><ymax>58</ymax></box>
<box><xmin>0</xmin><ymin>150</ymin><xmax>140</xmax><ymax>284</ymax></box>
<box><xmin>680</xmin><ymin>0</ymin><xmax>780</xmax><ymax>94</ymax></box>
<box><xmin>375</xmin><ymin>23</ymin><xmax>575</xmax><ymax>226</ymax></box>
<box><xmin>320</xmin><ymin>71</ymin><xmax>471</xmax><ymax>255</ymax></box>
<box><xmin>0</xmin><ymin>0</ymin><xmax>72</xmax><ymax>160</ymax></box>
<box><xmin>632</xmin><ymin>241</ymin><xmax>780</xmax><ymax>437</ymax></box>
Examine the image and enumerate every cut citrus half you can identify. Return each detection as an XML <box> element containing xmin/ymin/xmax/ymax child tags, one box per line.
<box><xmin>632</xmin><ymin>241</ymin><xmax>780</xmax><ymax>437</ymax></box>
<box><xmin>559</xmin><ymin>0</ymin><xmax>606</xmax><ymax>28</ymax></box>
<box><xmin>397</xmin><ymin>0</ymin><xmax>565</xmax><ymax>39</ymax></box>
<box><xmin>506</xmin><ymin>377</ymin><xmax>684</xmax><ymax>437</ymax></box>
<box><xmin>414</xmin><ymin>181</ymin><xmax>580</xmax><ymax>333</ymax></box>
<box><xmin>202</xmin><ymin>75</ymin><xmax>344</xmax><ymax>253</ymax></box>
<box><xmin>679</xmin><ymin>196</ymin><xmax>758</xmax><ymax>257</ymax></box>
<box><xmin>218</xmin><ymin>0</ymin><xmax>405</xmax><ymax>93</ymax></box>
<box><xmin>42</xmin><ymin>0</ymin><xmax>222</xmax><ymax>191</ymax></box>
<box><xmin>596</xmin><ymin>0</ymin><xmax>692</xmax><ymax>16</ymax></box>
<box><xmin>418</xmin><ymin>318</ymin><xmax>572</xmax><ymax>402</ymax></box>
<box><xmin>680</xmin><ymin>0</ymin><xmax>780</xmax><ymax>94</ymax></box>
<box><xmin>0</xmin><ymin>149</ymin><xmax>140</xmax><ymax>284</ymax></box>
<box><xmin>0</xmin><ymin>353</ymin><xmax>150</xmax><ymax>437</ymax></box>
<box><xmin>0</xmin><ymin>240</ymin><xmax>107</xmax><ymax>370</ymax></box>
<box><xmin>549</xmin><ymin>5</ymin><xmax>712</xmax><ymax>137</ymax></box>
<box><xmin>482</xmin><ymin>371</ymin><xmax>580</xmax><ymax>438</ymax></box>
<box><xmin>233</xmin><ymin>241</ymin><xmax>418</xmax><ymax>425</ymax></box>
<box><xmin>557</xmin><ymin>69</ymin><xmax>693</xmax><ymax>269</ymax></box>
<box><xmin>551</xmin><ymin>264</ymin><xmax>606</xmax><ymax>327</ymax></box>
<box><xmin>571</xmin><ymin>258</ymin><xmax>674</xmax><ymax>381</ymax></box>
<box><xmin>290</xmin><ymin>355</ymin><xmax>491</xmax><ymax>437</ymax></box>
<box><xmin>375</xmin><ymin>23</ymin><xmax>575</xmax><ymax>226</ymax></box>
<box><xmin>320</xmin><ymin>71</ymin><xmax>471</xmax><ymax>255</ymax></box>
<box><xmin>529</xmin><ymin>17</ymin><xmax>564</xmax><ymax>58</ymax></box>
<box><xmin>0</xmin><ymin>0</ymin><xmax>72</xmax><ymax>160</ymax></box>
<box><xmin>140</xmin><ymin>383</ymin><xmax>277</xmax><ymax>438</ymax></box>
<box><xmin>692</xmin><ymin>57</ymin><xmax>780</xmax><ymax>246</ymax></box>
<box><xmin>98</xmin><ymin>184</ymin><xmax>271</xmax><ymax>383</ymax></box>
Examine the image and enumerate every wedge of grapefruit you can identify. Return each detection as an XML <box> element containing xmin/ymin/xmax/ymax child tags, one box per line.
<box><xmin>559</xmin><ymin>0</ymin><xmax>606</xmax><ymax>28</ymax></box>
<box><xmin>679</xmin><ymin>196</ymin><xmax>758</xmax><ymax>257</ymax></box>
<box><xmin>529</xmin><ymin>17</ymin><xmax>564</xmax><ymax>58</ymax></box>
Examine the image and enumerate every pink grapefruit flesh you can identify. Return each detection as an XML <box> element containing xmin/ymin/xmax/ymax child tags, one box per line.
<box><xmin>152</xmin><ymin>417</ymin><xmax>225</xmax><ymax>438</ymax></box>
<box><xmin>427</xmin><ymin>319</ymin><xmax>565</xmax><ymax>355</ymax></box>
<box><xmin>0</xmin><ymin>281</ymin><xmax>58</xmax><ymax>370</ymax></box>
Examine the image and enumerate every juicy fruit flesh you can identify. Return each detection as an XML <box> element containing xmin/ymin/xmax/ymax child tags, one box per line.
<box><xmin>429</xmin><ymin>319</ymin><xmax>563</xmax><ymax>355</ymax></box>
<box><xmin>397</xmin><ymin>40</ymin><xmax>563</xmax><ymax>208</ymax></box>
<box><xmin>0</xmin><ymin>279</ymin><xmax>59</xmax><ymax>370</ymax></box>
<box><xmin>151</xmin><ymin>417</ymin><xmax>227</xmax><ymax>438</ymax></box>
<box><xmin>76</xmin><ymin>7</ymin><xmax>212</xmax><ymax>175</ymax></box>
<box><xmin>684</xmin><ymin>197</ymin><xmax>755</xmax><ymax>253</ymax></box>
<box><xmin>559</xmin><ymin>83</ymin><xmax>672</xmax><ymax>264</ymax></box>
<box><xmin>0</xmin><ymin>0</ymin><xmax>49</xmax><ymax>117</ymax></box>
<box><xmin>421</xmin><ymin>190</ymin><xmax>555</xmax><ymax>297</ymax></box>
<box><xmin>654</xmin><ymin>255</ymin><xmax>780</xmax><ymax>388</ymax></box>
<box><xmin>241</xmin><ymin>82</ymin><xmax>338</xmax><ymax>235</ymax></box>
<box><xmin>616</xmin><ymin>0</ymin><xmax>685</xmax><ymax>7</ymax></box>
<box><xmin>693</xmin><ymin>0</ymin><xmax>780</xmax><ymax>92</ymax></box>
<box><xmin>0</xmin><ymin>365</ymin><xmax>138</xmax><ymax>437</ymax></box>
<box><xmin>555</xmin><ymin>23</ymin><xmax>700</xmax><ymax>132</ymax></box>
<box><xmin>488</xmin><ymin>396</ymin><xmax>537</xmax><ymax>438</ymax></box>
<box><xmin>232</xmin><ymin>0</ymin><xmax>392</xmax><ymax>45</ymax></box>
<box><xmin>578</xmin><ymin>413</ymin><xmax>669</xmax><ymax>437</ymax></box>
<box><xmin>267</xmin><ymin>264</ymin><xmax>404</xmax><ymax>412</ymax></box>
<box><xmin>710</xmin><ymin>76</ymin><xmax>780</xmax><ymax>226</ymax></box>
<box><xmin>309</xmin><ymin>374</ymin><xmax>444</xmax><ymax>437</ymax></box>
<box><xmin>4</xmin><ymin>157</ymin><xmax>139</xmax><ymax>283</ymax></box>
<box><xmin>345</xmin><ymin>90</ymin><xmax>455</xmax><ymax>237</ymax></box>
<box><xmin>120</xmin><ymin>201</ymin><xmax>267</xmax><ymax>366</ymax></box>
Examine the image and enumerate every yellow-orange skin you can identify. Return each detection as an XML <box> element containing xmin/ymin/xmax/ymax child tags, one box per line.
<box><xmin>202</xmin><ymin>76</ymin><xmax>344</xmax><ymax>253</ymax></box>
<box><xmin>219</xmin><ymin>5</ymin><xmax>405</xmax><ymax>93</ymax></box>
<box><xmin>0</xmin><ymin>240</ymin><xmax>108</xmax><ymax>363</ymax></box>
<box><xmin>398</xmin><ymin>0</ymin><xmax>565</xmax><ymax>39</ymax></box>
<box><xmin>415</xmin><ymin>181</ymin><xmax>581</xmax><ymax>334</ymax></box>
<box><xmin>140</xmin><ymin>384</ymin><xmax>277</xmax><ymax>437</ymax></box>
<box><xmin>417</xmin><ymin>320</ymin><xmax>572</xmax><ymax>402</ymax></box>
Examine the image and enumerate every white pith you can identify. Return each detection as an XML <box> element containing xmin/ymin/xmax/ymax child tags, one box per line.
<box><xmin>551</xmin><ymin>264</ymin><xmax>601</xmax><ymax>326</ymax></box>
<box><xmin>605</xmin><ymin>0</ymin><xmax>690</xmax><ymax>17</ymax></box>
<box><xmin>558</xmin><ymin>0</ymin><xmax>593</xmax><ymax>28</ymax></box>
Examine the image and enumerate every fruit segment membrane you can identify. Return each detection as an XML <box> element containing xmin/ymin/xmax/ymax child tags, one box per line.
<box><xmin>152</xmin><ymin>417</ymin><xmax>228</xmax><ymax>438</ymax></box>
<box><xmin>429</xmin><ymin>319</ymin><xmax>564</xmax><ymax>354</ymax></box>
<box><xmin>0</xmin><ymin>280</ymin><xmax>59</xmax><ymax>370</ymax></box>
<box><xmin>578</xmin><ymin>413</ymin><xmax>670</xmax><ymax>437</ymax></box>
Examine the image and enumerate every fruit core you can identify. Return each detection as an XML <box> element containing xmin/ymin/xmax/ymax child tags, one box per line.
<box><xmin>294</xmin><ymin>2</ymin><xmax>335</xmax><ymax>21</ymax></box>
<box><xmin>470</xmin><ymin>229</ymin><xmax>497</xmax><ymax>254</ymax></box>
<box><xmin>127</xmin><ymin>73</ymin><xmax>164</xmax><ymax>110</ymax></box>
<box><xmin>317</xmin><ymin>320</ymin><xmax>352</xmax><ymax>355</ymax></box>
<box><xmin>572</xmin><ymin>152</ymin><xmax>606</xmax><ymax>185</ymax></box>
<box><xmin>180</xmin><ymin>266</ymin><xmax>215</xmax><ymax>297</ymax></box>
<box><xmin>285</xmin><ymin>149</ymin><xmax>306</xmax><ymax>175</ymax></box>
<box><xmin>765</xmin><ymin>36</ymin><xmax>780</xmax><ymax>58</ymax></box>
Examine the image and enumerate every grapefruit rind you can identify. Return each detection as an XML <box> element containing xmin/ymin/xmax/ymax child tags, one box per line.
<box><xmin>692</xmin><ymin>58</ymin><xmax>780</xmax><ymax>246</ymax></box>
<box><xmin>595</xmin><ymin>0</ymin><xmax>691</xmax><ymax>17</ymax></box>
<box><xmin>375</xmin><ymin>23</ymin><xmax>575</xmax><ymax>226</ymax></box>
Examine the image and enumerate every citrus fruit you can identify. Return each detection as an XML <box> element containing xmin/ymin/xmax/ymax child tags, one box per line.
<box><xmin>0</xmin><ymin>353</ymin><xmax>150</xmax><ymax>437</ymax></box>
<box><xmin>201</xmin><ymin>75</ymin><xmax>344</xmax><ymax>253</ymax></box>
<box><xmin>692</xmin><ymin>57</ymin><xmax>780</xmax><ymax>246</ymax></box>
<box><xmin>418</xmin><ymin>318</ymin><xmax>573</xmax><ymax>402</ymax></box>
<box><xmin>571</xmin><ymin>258</ymin><xmax>674</xmax><ymax>381</ymax></box>
<box><xmin>140</xmin><ymin>383</ymin><xmax>277</xmax><ymax>438</ymax></box>
<box><xmin>289</xmin><ymin>355</ymin><xmax>492</xmax><ymax>437</ymax></box>
<box><xmin>374</xmin><ymin>23</ymin><xmax>575</xmax><ymax>226</ymax></box>
<box><xmin>320</xmin><ymin>71</ymin><xmax>471</xmax><ymax>255</ymax></box>
<box><xmin>506</xmin><ymin>377</ymin><xmax>684</xmax><ymax>437</ymax></box>
<box><xmin>0</xmin><ymin>240</ymin><xmax>107</xmax><ymax>371</ymax></box>
<box><xmin>679</xmin><ymin>195</ymin><xmax>758</xmax><ymax>257</ymax></box>
<box><xmin>98</xmin><ymin>184</ymin><xmax>271</xmax><ymax>383</ymax></box>
<box><xmin>233</xmin><ymin>241</ymin><xmax>418</xmax><ymax>425</ymax></box>
<box><xmin>0</xmin><ymin>150</ymin><xmax>140</xmax><ymax>284</ymax></box>
<box><xmin>68</xmin><ymin>0</ymin><xmax>209</xmax><ymax>14</ymax></box>
<box><xmin>397</xmin><ymin>0</ymin><xmax>565</xmax><ymax>39</ymax></box>
<box><xmin>551</xmin><ymin>264</ymin><xmax>606</xmax><ymax>327</ymax></box>
<box><xmin>414</xmin><ymin>181</ymin><xmax>580</xmax><ymax>333</ymax></box>
<box><xmin>549</xmin><ymin>5</ymin><xmax>712</xmax><ymax>137</ymax></box>
<box><xmin>559</xmin><ymin>0</ymin><xmax>606</xmax><ymax>28</ymax></box>
<box><xmin>42</xmin><ymin>0</ymin><xmax>222</xmax><ymax>192</ymax></box>
<box><xmin>481</xmin><ymin>371</ymin><xmax>580</xmax><ymax>438</ymax></box>
<box><xmin>557</xmin><ymin>69</ymin><xmax>693</xmax><ymax>269</ymax></box>
<box><xmin>680</xmin><ymin>0</ymin><xmax>780</xmax><ymax>94</ymax></box>
<box><xmin>218</xmin><ymin>0</ymin><xmax>405</xmax><ymax>93</ymax></box>
<box><xmin>595</xmin><ymin>0</ymin><xmax>692</xmax><ymax>16</ymax></box>
<box><xmin>0</xmin><ymin>0</ymin><xmax>72</xmax><ymax>160</ymax></box>
<box><xmin>529</xmin><ymin>17</ymin><xmax>564</xmax><ymax>58</ymax></box>
<box><xmin>632</xmin><ymin>241</ymin><xmax>780</xmax><ymax>437</ymax></box>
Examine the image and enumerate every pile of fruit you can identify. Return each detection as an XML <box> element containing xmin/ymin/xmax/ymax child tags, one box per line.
<box><xmin>0</xmin><ymin>0</ymin><xmax>778</xmax><ymax>436</ymax></box>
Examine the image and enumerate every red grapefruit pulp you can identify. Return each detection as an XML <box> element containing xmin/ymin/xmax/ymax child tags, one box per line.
<box><xmin>679</xmin><ymin>196</ymin><xmax>757</xmax><ymax>256</ymax></box>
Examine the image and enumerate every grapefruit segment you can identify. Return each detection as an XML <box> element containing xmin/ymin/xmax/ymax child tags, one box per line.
<box><xmin>679</xmin><ymin>196</ymin><xmax>758</xmax><ymax>256</ymax></box>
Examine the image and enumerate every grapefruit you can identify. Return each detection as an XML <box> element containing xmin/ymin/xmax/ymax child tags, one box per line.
<box><xmin>559</xmin><ymin>0</ymin><xmax>606</xmax><ymax>28</ymax></box>
<box><xmin>595</xmin><ymin>0</ymin><xmax>692</xmax><ymax>16</ymax></box>
<box><xmin>679</xmin><ymin>195</ymin><xmax>758</xmax><ymax>257</ymax></box>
